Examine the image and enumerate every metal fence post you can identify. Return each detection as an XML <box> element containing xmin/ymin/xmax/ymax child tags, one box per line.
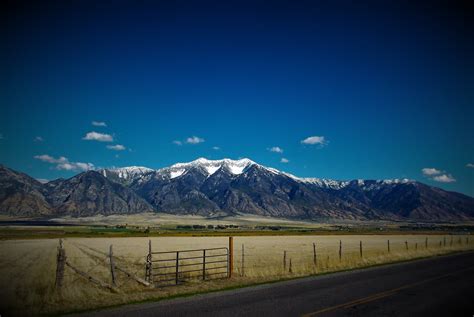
<box><xmin>241</xmin><ymin>244</ymin><xmax>245</xmax><ymax>277</ymax></box>
<box><xmin>313</xmin><ymin>242</ymin><xmax>317</xmax><ymax>267</ymax></box>
<box><xmin>339</xmin><ymin>240</ymin><xmax>342</xmax><ymax>261</ymax></box>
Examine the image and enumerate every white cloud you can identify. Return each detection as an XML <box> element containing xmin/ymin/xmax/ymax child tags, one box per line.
<box><xmin>432</xmin><ymin>174</ymin><xmax>456</xmax><ymax>183</ymax></box>
<box><xmin>212</xmin><ymin>146</ymin><xmax>220</xmax><ymax>150</ymax></box>
<box><xmin>82</xmin><ymin>131</ymin><xmax>113</xmax><ymax>142</ymax></box>
<box><xmin>421</xmin><ymin>168</ymin><xmax>442</xmax><ymax>176</ymax></box>
<box><xmin>186</xmin><ymin>136</ymin><xmax>205</xmax><ymax>144</ymax></box>
<box><xmin>421</xmin><ymin>167</ymin><xmax>456</xmax><ymax>183</ymax></box>
<box><xmin>301</xmin><ymin>136</ymin><xmax>328</xmax><ymax>146</ymax></box>
<box><xmin>467</xmin><ymin>163</ymin><xmax>474</xmax><ymax>168</ymax></box>
<box><xmin>34</xmin><ymin>154</ymin><xmax>68</xmax><ymax>164</ymax></box>
<box><xmin>34</xmin><ymin>136</ymin><xmax>44</xmax><ymax>142</ymax></box>
<box><xmin>106</xmin><ymin>144</ymin><xmax>126</xmax><ymax>151</ymax></box>
<box><xmin>280</xmin><ymin>158</ymin><xmax>289</xmax><ymax>163</ymax></box>
<box><xmin>34</xmin><ymin>154</ymin><xmax>94</xmax><ymax>171</ymax></box>
<box><xmin>173</xmin><ymin>140</ymin><xmax>183</xmax><ymax>146</ymax></box>
<box><xmin>269</xmin><ymin>146</ymin><xmax>284</xmax><ymax>153</ymax></box>
<box><xmin>92</xmin><ymin>121</ymin><xmax>107</xmax><ymax>127</ymax></box>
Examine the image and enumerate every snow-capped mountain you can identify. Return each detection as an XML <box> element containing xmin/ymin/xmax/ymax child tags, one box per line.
<box><xmin>100</xmin><ymin>158</ymin><xmax>413</xmax><ymax>191</ymax></box>
<box><xmin>99</xmin><ymin>166</ymin><xmax>155</xmax><ymax>185</ymax></box>
<box><xmin>1</xmin><ymin>159</ymin><xmax>473</xmax><ymax>221</ymax></box>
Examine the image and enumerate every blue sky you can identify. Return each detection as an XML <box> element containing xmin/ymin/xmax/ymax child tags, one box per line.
<box><xmin>1</xmin><ymin>1</ymin><xmax>473</xmax><ymax>196</ymax></box>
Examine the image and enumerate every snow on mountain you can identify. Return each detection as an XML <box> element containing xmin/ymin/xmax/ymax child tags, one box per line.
<box><xmin>100</xmin><ymin>166</ymin><xmax>155</xmax><ymax>184</ymax></box>
<box><xmin>167</xmin><ymin>158</ymin><xmax>256</xmax><ymax>177</ymax></box>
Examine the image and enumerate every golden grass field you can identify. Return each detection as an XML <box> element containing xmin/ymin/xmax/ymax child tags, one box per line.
<box><xmin>0</xmin><ymin>234</ymin><xmax>472</xmax><ymax>316</ymax></box>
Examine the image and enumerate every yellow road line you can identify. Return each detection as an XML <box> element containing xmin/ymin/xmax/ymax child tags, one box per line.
<box><xmin>301</xmin><ymin>266</ymin><xmax>474</xmax><ymax>317</ymax></box>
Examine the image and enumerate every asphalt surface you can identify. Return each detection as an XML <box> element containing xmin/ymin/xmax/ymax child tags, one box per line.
<box><xmin>75</xmin><ymin>251</ymin><xmax>474</xmax><ymax>317</ymax></box>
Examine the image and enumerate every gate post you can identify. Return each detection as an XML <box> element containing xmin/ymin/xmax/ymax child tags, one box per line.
<box><xmin>228</xmin><ymin>237</ymin><xmax>234</xmax><ymax>278</ymax></box>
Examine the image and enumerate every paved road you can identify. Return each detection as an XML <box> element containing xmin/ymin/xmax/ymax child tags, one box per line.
<box><xmin>76</xmin><ymin>251</ymin><xmax>474</xmax><ymax>317</ymax></box>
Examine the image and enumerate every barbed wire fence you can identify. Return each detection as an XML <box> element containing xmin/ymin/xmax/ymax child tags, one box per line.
<box><xmin>54</xmin><ymin>234</ymin><xmax>473</xmax><ymax>292</ymax></box>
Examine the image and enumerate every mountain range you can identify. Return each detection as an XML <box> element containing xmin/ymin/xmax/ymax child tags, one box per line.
<box><xmin>1</xmin><ymin>158</ymin><xmax>473</xmax><ymax>221</ymax></box>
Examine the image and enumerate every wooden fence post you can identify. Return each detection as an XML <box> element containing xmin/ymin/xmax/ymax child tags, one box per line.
<box><xmin>387</xmin><ymin>240</ymin><xmax>390</xmax><ymax>253</ymax></box>
<box><xmin>228</xmin><ymin>237</ymin><xmax>234</xmax><ymax>278</ymax></box>
<box><xmin>339</xmin><ymin>240</ymin><xmax>342</xmax><ymax>261</ymax></box>
<box><xmin>109</xmin><ymin>245</ymin><xmax>116</xmax><ymax>286</ymax></box>
<box><xmin>55</xmin><ymin>239</ymin><xmax>66</xmax><ymax>288</ymax></box>
<box><xmin>241</xmin><ymin>244</ymin><xmax>245</xmax><ymax>277</ymax></box>
<box><xmin>145</xmin><ymin>240</ymin><xmax>152</xmax><ymax>283</ymax></box>
<box><xmin>283</xmin><ymin>251</ymin><xmax>287</xmax><ymax>271</ymax></box>
<box><xmin>313</xmin><ymin>243</ymin><xmax>317</xmax><ymax>267</ymax></box>
<box><xmin>405</xmin><ymin>241</ymin><xmax>408</xmax><ymax>251</ymax></box>
<box><xmin>202</xmin><ymin>249</ymin><xmax>206</xmax><ymax>280</ymax></box>
<box><xmin>415</xmin><ymin>243</ymin><xmax>418</xmax><ymax>251</ymax></box>
<box><xmin>289</xmin><ymin>258</ymin><xmax>292</xmax><ymax>273</ymax></box>
<box><xmin>360</xmin><ymin>241</ymin><xmax>363</xmax><ymax>258</ymax></box>
<box><xmin>175</xmin><ymin>251</ymin><xmax>180</xmax><ymax>285</ymax></box>
<box><xmin>425</xmin><ymin>237</ymin><xmax>428</xmax><ymax>249</ymax></box>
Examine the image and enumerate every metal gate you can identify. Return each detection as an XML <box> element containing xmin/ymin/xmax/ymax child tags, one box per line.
<box><xmin>148</xmin><ymin>247</ymin><xmax>229</xmax><ymax>286</ymax></box>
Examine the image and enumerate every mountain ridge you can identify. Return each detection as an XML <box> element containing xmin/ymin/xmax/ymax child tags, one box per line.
<box><xmin>0</xmin><ymin>159</ymin><xmax>473</xmax><ymax>221</ymax></box>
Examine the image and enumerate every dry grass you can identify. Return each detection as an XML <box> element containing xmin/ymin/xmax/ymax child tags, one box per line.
<box><xmin>0</xmin><ymin>235</ymin><xmax>472</xmax><ymax>316</ymax></box>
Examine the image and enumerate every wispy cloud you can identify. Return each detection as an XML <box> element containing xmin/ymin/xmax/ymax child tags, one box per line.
<box><xmin>172</xmin><ymin>140</ymin><xmax>183</xmax><ymax>146</ymax></box>
<box><xmin>467</xmin><ymin>163</ymin><xmax>474</xmax><ymax>168</ymax></box>
<box><xmin>34</xmin><ymin>154</ymin><xmax>94</xmax><ymax>171</ymax></box>
<box><xmin>82</xmin><ymin>131</ymin><xmax>113</xmax><ymax>142</ymax></box>
<box><xmin>212</xmin><ymin>146</ymin><xmax>220</xmax><ymax>150</ymax></box>
<box><xmin>36</xmin><ymin>178</ymin><xmax>49</xmax><ymax>184</ymax></box>
<box><xmin>106</xmin><ymin>144</ymin><xmax>126</xmax><ymax>151</ymax></box>
<box><xmin>421</xmin><ymin>167</ymin><xmax>456</xmax><ymax>183</ymax></box>
<box><xmin>269</xmin><ymin>146</ymin><xmax>284</xmax><ymax>153</ymax></box>
<box><xmin>34</xmin><ymin>154</ymin><xmax>68</xmax><ymax>164</ymax></box>
<box><xmin>280</xmin><ymin>158</ymin><xmax>289</xmax><ymax>163</ymax></box>
<box><xmin>421</xmin><ymin>168</ymin><xmax>442</xmax><ymax>176</ymax></box>
<box><xmin>301</xmin><ymin>135</ymin><xmax>328</xmax><ymax>146</ymax></box>
<box><xmin>34</xmin><ymin>136</ymin><xmax>44</xmax><ymax>142</ymax></box>
<box><xmin>186</xmin><ymin>136</ymin><xmax>205</xmax><ymax>144</ymax></box>
<box><xmin>92</xmin><ymin>121</ymin><xmax>107</xmax><ymax>127</ymax></box>
<box><xmin>432</xmin><ymin>174</ymin><xmax>456</xmax><ymax>183</ymax></box>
